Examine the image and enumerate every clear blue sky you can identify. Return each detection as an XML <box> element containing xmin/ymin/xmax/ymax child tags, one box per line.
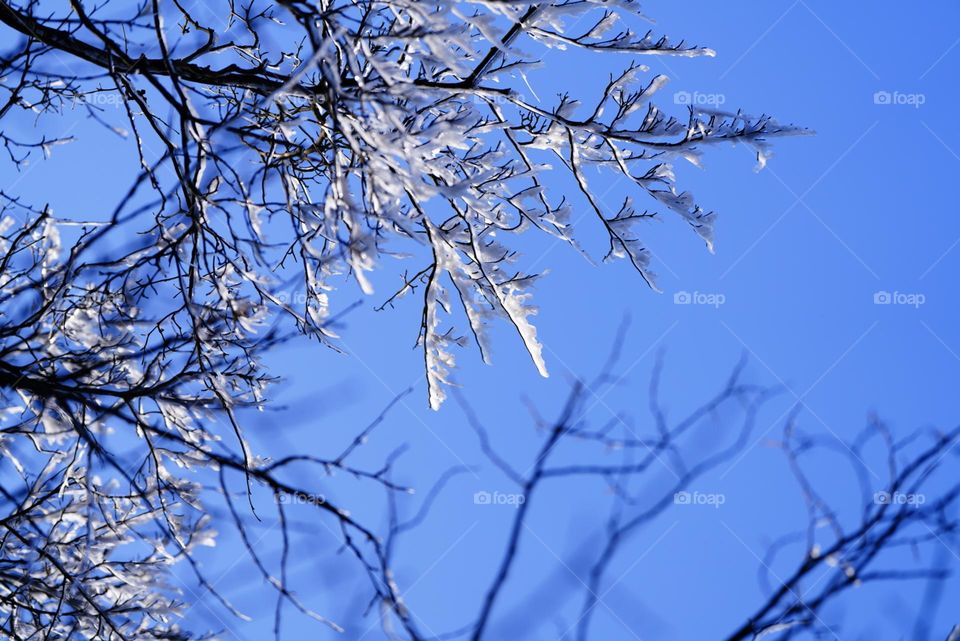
<box><xmin>6</xmin><ymin>1</ymin><xmax>960</xmax><ymax>639</ymax></box>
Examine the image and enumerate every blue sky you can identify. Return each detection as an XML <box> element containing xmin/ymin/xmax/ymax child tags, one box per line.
<box><xmin>235</xmin><ymin>3</ymin><xmax>960</xmax><ymax>638</ymax></box>
<box><xmin>5</xmin><ymin>1</ymin><xmax>960</xmax><ymax>639</ymax></box>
